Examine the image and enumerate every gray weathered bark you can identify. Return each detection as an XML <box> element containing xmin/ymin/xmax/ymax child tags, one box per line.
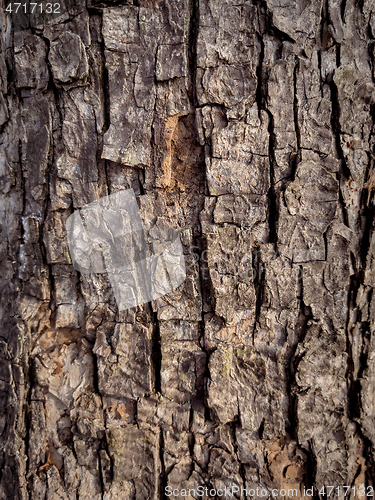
<box><xmin>1</xmin><ymin>0</ymin><xmax>375</xmax><ymax>498</ymax></box>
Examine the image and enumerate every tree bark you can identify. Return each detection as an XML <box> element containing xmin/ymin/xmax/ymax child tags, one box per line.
<box><xmin>1</xmin><ymin>0</ymin><xmax>375</xmax><ymax>498</ymax></box>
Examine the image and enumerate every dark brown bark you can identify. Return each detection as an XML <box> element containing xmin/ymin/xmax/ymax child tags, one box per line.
<box><xmin>1</xmin><ymin>0</ymin><xmax>375</xmax><ymax>498</ymax></box>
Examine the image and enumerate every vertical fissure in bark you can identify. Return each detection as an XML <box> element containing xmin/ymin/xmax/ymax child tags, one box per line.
<box><xmin>187</xmin><ymin>405</ymin><xmax>196</xmax><ymax>480</ymax></box>
<box><xmin>305</xmin><ymin>440</ymin><xmax>318</xmax><ymax>497</ymax></box>
<box><xmin>187</xmin><ymin>0</ymin><xmax>217</xmax><ymax>433</ymax></box>
<box><xmin>198</xmin><ymin>234</ymin><xmax>212</xmax><ymax>315</ymax></box>
<box><xmin>97</xmin><ymin>449</ymin><xmax>105</xmax><ymax>500</ymax></box>
<box><xmin>355</xmin><ymin>0</ymin><xmax>365</xmax><ymax>16</ymax></box>
<box><xmin>351</xmin><ymin>199</ymin><xmax>375</xmax><ymax>480</ymax></box>
<box><xmin>329</xmin><ymin>78</ymin><xmax>350</xmax><ymax>223</ymax></box>
<box><xmin>319</xmin><ymin>0</ymin><xmax>327</xmax><ymax>52</ymax></box>
<box><xmin>196</xmin><ymin>234</ymin><xmax>216</xmax><ymax>423</ymax></box>
<box><xmin>91</xmin><ymin>343</ymin><xmax>102</xmax><ymax>396</ymax></box>
<box><xmin>151</xmin><ymin>311</ymin><xmax>162</xmax><ymax>394</ymax></box>
<box><xmin>255</xmin><ymin>32</ymin><xmax>265</xmax><ymax>115</ymax></box>
<box><xmin>158</xmin><ymin>426</ymin><xmax>167</xmax><ymax>500</ymax></box>
<box><xmin>286</xmin><ymin>306</ymin><xmax>305</xmax><ymax>441</ymax></box>
<box><xmin>95</xmin><ymin>11</ymin><xmax>111</xmax><ymax>200</ymax></box>
<box><xmin>99</xmin><ymin>430</ymin><xmax>114</xmax><ymax>500</ymax></box>
<box><xmin>344</xmin><ymin>257</ymin><xmax>361</xmax><ymax>481</ymax></box>
<box><xmin>290</xmin><ymin>271</ymin><xmax>317</xmax><ymax>492</ymax></box>
<box><xmin>24</xmin><ymin>357</ymin><xmax>34</xmax><ymax>500</ymax></box>
<box><xmin>188</xmin><ymin>0</ymin><xmax>198</xmax><ymax>108</ymax></box>
<box><xmin>293</xmin><ymin>59</ymin><xmax>301</xmax><ymax>158</ymax></box>
<box><xmin>98</xmin><ymin>12</ymin><xmax>111</xmax><ymax>137</ymax></box>
<box><xmin>328</xmin><ymin>49</ymin><xmax>375</xmax><ymax>483</ymax></box>
<box><xmin>266</xmin><ymin>110</ymin><xmax>278</xmax><ymax>244</ymax></box>
<box><xmin>18</xmin><ymin>138</ymin><xmax>26</xmax><ymax>245</ymax></box>
<box><xmin>252</xmin><ymin>247</ymin><xmax>264</xmax><ymax>344</ymax></box>
<box><xmin>361</xmin><ymin>152</ymin><xmax>375</xmax><ymax>265</ymax></box>
<box><xmin>341</xmin><ymin>0</ymin><xmax>347</xmax><ymax>22</ymax></box>
<box><xmin>138</xmin><ymin>167</ymin><xmax>146</xmax><ymax>195</ymax></box>
<box><xmin>336</xmin><ymin>43</ymin><xmax>341</xmax><ymax>68</ymax></box>
<box><xmin>39</xmin><ymin>132</ymin><xmax>54</xmax><ymax>317</ymax></box>
<box><xmin>198</xmin><ymin>317</ymin><xmax>210</xmax><ymax>405</ymax></box>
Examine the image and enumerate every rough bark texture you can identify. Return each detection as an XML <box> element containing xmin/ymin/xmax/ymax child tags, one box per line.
<box><xmin>1</xmin><ymin>0</ymin><xmax>375</xmax><ymax>498</ymax></box>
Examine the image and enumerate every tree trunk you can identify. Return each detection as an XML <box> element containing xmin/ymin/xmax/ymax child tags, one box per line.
<box><xmin>1</xmin><ymin>0</ymin><xmax>375</xmax><ymax>498</ymax></box>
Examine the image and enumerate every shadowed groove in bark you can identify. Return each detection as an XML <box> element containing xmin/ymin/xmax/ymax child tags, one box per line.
<box><xmin>151</xmin><ymin>311</ymin><xmax>162</xmax><ymax>394</ymax></box>
<box><xmin>186</xmin><ymin>0</ymin><xmax>219</xmax><ymax>451</ymax></box>
<box><xmin>293</xmin><ymin>58</ymin><xmax>301</xmax><ymax>155</ymax></box>
<box><xmin>188</xmin><ymin>0</ymin><xmax>199</xmax><ymax>108</ymax></box>
<box><xmin>24</xmin><ymin>356</ymin><xmax>34</xmax><ymax>498</ymax></box>
<box><xmin>252</xmin><ymin>246</ymin><xmax>264</xmax><ymax>344</ymax></box>
<box><xmin>289</xmin><ymin>278</ymin><xmax>317</xmax><ymax>493</ymax></box>
<box><xmin>197</xmin><ymin>234</ymin><xmax>216</xmax><ymax>424</ymax></box>
<box><xmin>255</xmin><ymin>25</ymin><xmax>265</xmax><ymax>115</ymax></box>
<box><xmin>305</xmin><ymin>440</ymin><xmax>318</xmax><ymax>498</ymax></box>
<box><xmin>287</xmin><ymin>296</ymin><xmax>310</xmax><ymax>438</ymax></box>
<box><xmin>96</xmin><ymin>13</ymin><xmax>111</xmax><ymax>138</ymax></box>
<box><xmin>353</xmin><ymin>162</ymin><xmax>375</xmax><ymax>483</ymax></box>
<box><xmin>158</xmin><ymin>427</ymin><xmax>167</xmax><ymax>500</ymax></box>
<box><xmin>328</xmin><ymin>25</ymin><xmax>375</xmax><ymax>484</ymax></box>
<box><xmin>266</xmin><ymin>109</ymin><xmax>278</xmax><ymax>244</ymax></box>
